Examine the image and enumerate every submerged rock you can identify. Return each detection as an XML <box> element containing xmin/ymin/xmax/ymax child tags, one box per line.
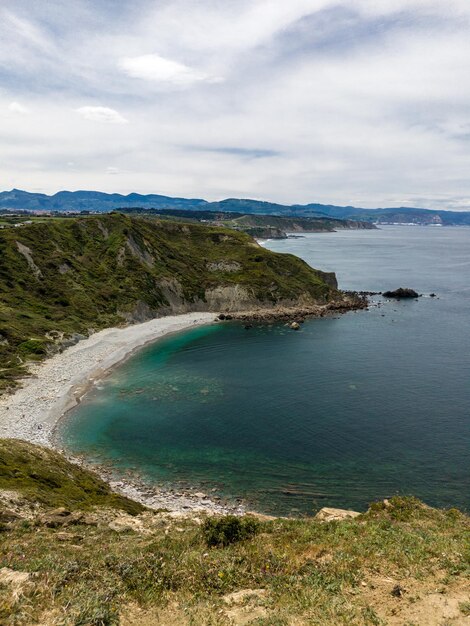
<box><xmin>383</xmin><ymin>288</ymin><xmax>419</xmax><ymax>299</ymax></box>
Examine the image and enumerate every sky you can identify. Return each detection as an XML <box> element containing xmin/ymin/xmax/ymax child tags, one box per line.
<box><xmin>2</xmin><ymin>0</ymin><xmax>470</xmax><ymax>209</ymax></box>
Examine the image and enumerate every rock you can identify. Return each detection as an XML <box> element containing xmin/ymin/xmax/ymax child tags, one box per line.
<box><xmin>47</xmin><ymin>507</ymin><xmax>70</xmax><ymax>517</ymax></box>
<box><xmin>108</xmin><ymin>515</ymin><xmax>147</xmax><ymax>534</ymax></box>
<box><xmin>59</xmin><ymin>333</ymin><xmax>87</xmax><ymax>350</ymax></box>
<box><xmin>207</xmin><ymin>261</ymin><xmax>242</xmax><ymax>273</ymax></box>
<box><xmin>223</xmin><ymin>589</ymin><xmax>268</xmax><ymax>625</ymax></box>
<box><xmin>45</xmin><ymin>330</ymin><xmax>64</xmax><ymax>341</ymax></box>
<box><xmin>290</xmin><ymin>322</ymin><xmax>300</xmax><ymax>330</ymax></box>
<box><xmin>0</xmin><ymin>509</ymin><xmax>22</xmax><ymax>524</ymax></box>
<box><xmin>315</xmin><ymin>507</ymin><xmax>361</xmax><ymax>522</ymax></box>
<box><xmin>391</xmin><ymin>584</ymin><xmax>405</xmax><ymax>597</ymax></box>
<box><xmin>429</xmin><ymin>293</ymin><xmax>436</xmax><ymax>297</ymax></box>
<box><xmin>383</xmin><ymin>288</ymin><xmax>419</xmax><ymax>299</ymax></box>
<box><xmin>40</xmin><ymin>509</ymin><xmax>84</xmax><ymax>528</ymax></box>
<box><xmin>218</xmin><ymin>313</ymin><xmax>226</xmax><ymax>320</ymax></box>
<box><xmin>108</xmin><ymin>519</ymin><xmax>135</xmax><ymax>533</ymax></box>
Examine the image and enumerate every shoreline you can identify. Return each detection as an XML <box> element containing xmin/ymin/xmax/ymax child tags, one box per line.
<box><xmin>0</xmin><ymin>312</ymin><xmax>215</xmax><ymax>448</ymax></box>
<box><xmin>0</xmin><ymin>301</ymin><xmax>366</xmax><ymax>515</ymax></box>
<box><xmin>0</xmin><ymin>299</ymin><xmax>366</xmax><ymax>447</ymax></box>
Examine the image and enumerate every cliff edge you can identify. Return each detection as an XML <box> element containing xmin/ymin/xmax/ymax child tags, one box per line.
<box><xmin>0</xmin><ymin>214</ymin><xmax>360</xmax><ymax>392</ymax></box>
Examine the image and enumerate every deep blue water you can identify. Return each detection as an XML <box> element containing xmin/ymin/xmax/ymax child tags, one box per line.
<box><xmin>58</xmin><ymin>226</ymin><xmax>470</xmax><ymax>515</ymax></box>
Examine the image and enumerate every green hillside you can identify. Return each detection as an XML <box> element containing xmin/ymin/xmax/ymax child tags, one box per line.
<box><xmin>0</xmin><ymin>439</ymin><xmax>143</xmax><ymax>514</ymax></box>
<box><xmin>0</xmin><ymin>214</ymin><xmax>342</xmax><ymax>392</ymax></box>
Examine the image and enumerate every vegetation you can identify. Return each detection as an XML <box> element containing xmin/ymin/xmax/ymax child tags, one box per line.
<box><xmin>0</xmin><ymin>213</ymin><xmax>339</xmax><ymax>392</ymax></box>
<box><xmin>0</xmin><ymin>439</ymin><xmax>143</xmax><ymax>514</ymax></box>
<box><xmin>120</xmin><ymin>207</ymin><xmax>375</xmax><ymax>234</ymax></box>
<box><xmin>202</xmin><ymin>515</ymin><xmax>260</xmax><ymax>547</ymax></box>
<box><xmin>0</xmin><ymin>441</ymin><xmax>468</xmax><ymax>625</ymax></box>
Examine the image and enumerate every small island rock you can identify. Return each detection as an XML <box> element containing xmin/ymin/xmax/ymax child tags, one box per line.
<box><xmin>383</xmin><ymin>288</ymin><xmax>419</xmax><ymax>299</ymax></box>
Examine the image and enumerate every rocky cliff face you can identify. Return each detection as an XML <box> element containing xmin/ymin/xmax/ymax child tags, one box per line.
<box><xmin>0</xmin><ymin>214</ymin><xmax>350</xmax><ymax>390</ymax></box>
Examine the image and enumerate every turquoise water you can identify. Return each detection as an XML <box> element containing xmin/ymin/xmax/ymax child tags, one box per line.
<box><xmin>59</xmin><ymin>226</ymin><xmax>470</xmax><ymax>515</ymax></box>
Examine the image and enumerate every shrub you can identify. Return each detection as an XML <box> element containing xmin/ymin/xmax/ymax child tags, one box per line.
<box><xmin>18</xmin><ymin>339</ymin><xmax>47</xmax><ymax>356</ymax></box>
<box><xmin>202</xmin><ymin>515</ymin><xmax>260</xmax><ymax>547</ymax></box>
<box><xmin>366</xmin><ymin>496</ymin><xmax>429</xmax><ymax>521</ymax></box>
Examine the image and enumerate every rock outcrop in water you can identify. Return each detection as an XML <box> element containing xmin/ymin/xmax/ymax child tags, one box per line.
<box><xmin>383</xmin><ymin>287</ymin><xmax>420</xmax><ymax>299</ymax></box>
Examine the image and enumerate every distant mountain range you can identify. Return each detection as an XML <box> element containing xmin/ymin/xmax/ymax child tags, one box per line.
<box><xmin>1</xmin><ymin>189</ymin><xmax>470</xmax><ymax>225</ymax></box>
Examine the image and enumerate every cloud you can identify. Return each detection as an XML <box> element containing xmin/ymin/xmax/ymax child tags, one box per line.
<box><xmin>8</xmin><ymin>101</ymin><xmax>29</xmax><ymax>114</ymax></box>
<box><xmin>106</xmin><ymin>166</ymin><xmax>119</xmax><ymax>175</ymax></box>
<box><xmin>189</xmin><ymin>146</ymin><xmax>282</xmax><ymax>159</ymax></box>
<box><xmin>74</xmin><ymin>106</ymin><xmax>128</xmax><ymax>124</ymax></box>
<box><xmin>118</xmin><ymin>54</ymin><xmax>220</xmax><ymax>86</ymax></box>
<box><xmin>2</xmin><ymin>0</ymin><xmax>470</xmax><ymax>208</ymax></box>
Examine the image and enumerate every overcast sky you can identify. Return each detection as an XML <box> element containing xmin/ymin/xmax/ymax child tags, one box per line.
<box><xmin>2</xmin><ymin>0</ymin><xmax>470</xmax><ymax>208</ymax></box>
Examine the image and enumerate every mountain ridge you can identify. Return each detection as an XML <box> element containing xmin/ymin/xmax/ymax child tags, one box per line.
<box><xmin>2</xmin><ymin>189</ymin><xmax>470</xmax><ymax>224</ymax></box>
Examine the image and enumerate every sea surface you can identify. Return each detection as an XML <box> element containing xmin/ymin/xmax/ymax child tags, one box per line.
<box><xmin>58</xmin><ymin>226</ymin><xmax>470</xmax><ymax>516</ymax></box>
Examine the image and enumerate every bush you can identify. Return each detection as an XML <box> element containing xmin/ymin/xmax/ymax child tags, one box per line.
<box><xmin>366</xmin><ymin>496</ymin><xmax>429</xmax><ymax>521</ymax></box>
<box><xmin>202</xmin><ymin>515</ymin><xmax>260</xmax><ymax>547</ymax></box>
<box><xmin>18</xmin><ymin>339</ymin><xmax>47</xmax><ymax>356</ymax></box>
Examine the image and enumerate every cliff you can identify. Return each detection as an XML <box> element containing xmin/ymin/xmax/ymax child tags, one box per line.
<box><xmin>226</xmin><ymin>213</ymin><xmax>376</xmax><ymax>233</ymax></box>
<box><xmin>0</xmin><ymin>439</ymin><xmax>468</xmax><ymax>625</ymax></box>
<box><xmin>0</xmin><ymin>214</ymin><xmax>352</xmax><ymax>392</ymax></box>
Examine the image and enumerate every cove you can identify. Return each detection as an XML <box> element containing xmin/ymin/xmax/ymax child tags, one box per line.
<box><xmin>58</xmin><ymin>226</ymin><xmax>470</xmax><ymax>516</ymax></box>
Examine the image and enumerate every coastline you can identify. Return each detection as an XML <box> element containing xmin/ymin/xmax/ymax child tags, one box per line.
<box><xmin>0</xmin><ymin>312</ymin><xmax>215</xmax><ymax>448</ymax></box>
<box><xmin>0</xmin><ymin>311</ymin><xmax>243</xmax><ymax>515</ymax></box>
<box><xmin>0</xmin><ymin>301</ymin><xmax>366</xmax><ymax>515</ymax></box>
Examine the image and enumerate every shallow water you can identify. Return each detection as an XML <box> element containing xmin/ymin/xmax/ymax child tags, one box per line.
<box><xmin>59</xmin><ymin>226</ymin><xmax>470</xmax><ymax>515</ymax></box>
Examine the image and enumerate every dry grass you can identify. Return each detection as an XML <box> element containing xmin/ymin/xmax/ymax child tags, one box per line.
<box><xmin>0</xmin><ymin>495</ymin><xmax>468</xmax><ymax>625</ymax></box>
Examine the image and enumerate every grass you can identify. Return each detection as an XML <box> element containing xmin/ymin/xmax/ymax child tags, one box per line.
<box><xmin>0</xmin><ymin>495</ymin><xmax>468</xmax><ymax>625</ymax></box>
<box><xmin>0</xmin><ymin>442</ymin><xmax>468</xmax><ymax>624</ymax></box>
<box><xmin>0</xmin><ymin>439</ymin><xmax>143</xmax><ymax>514</ymax></box>
<box><xmin>0</xmin><ymin>214</ymin><xmax>339</xmax><ymax>393</ymax></box>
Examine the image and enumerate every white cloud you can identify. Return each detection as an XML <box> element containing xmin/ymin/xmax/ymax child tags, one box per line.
<box><xmin>2</xmin><ymin>0</ymin><xmax>470</xmax><ymax>208</ymax></box>
<box><xmin>8</xmin><ymin>101</ymin><xmax>29</xmax><ymax>114</ymax></box>
<box><xmin>119</xmin><ymin>53</ymin><xmax>219</xmax><ymax>86</ymax></box>
<box><xmin>74</xmin><ymin>106</ymin><xmax>128</xmax><ymax>124</ymax></box>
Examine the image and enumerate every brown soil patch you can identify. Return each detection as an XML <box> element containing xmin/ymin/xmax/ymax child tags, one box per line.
<box><xmin>360</xmin><ymin>575</ymin><xmax>469</xmax><ymax>625</ymax></box>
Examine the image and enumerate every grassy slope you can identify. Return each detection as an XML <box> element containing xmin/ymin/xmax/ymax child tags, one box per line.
<box><xmin>0</xmin><ymin>441</ymin><xmax>468</xmax><ymax>625</ymax></box>
<box><xmin>0</xmin><ymin>214</ymin><xmax>337</xmax><ymax>392</ymax></box>
<box><xmin>0</xmin><ymin>440</ymin><xmax>143</xmax><ymax>514</ymax></box>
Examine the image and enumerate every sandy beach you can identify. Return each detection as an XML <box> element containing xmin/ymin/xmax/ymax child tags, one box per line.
<box><xmin>0</xmin><ymin>312</ymin><xmax>215</xmax><ymax>448</ymax></box>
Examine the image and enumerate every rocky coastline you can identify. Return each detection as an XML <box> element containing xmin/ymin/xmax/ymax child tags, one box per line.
<box><xmin>225</xmin><ymin>292</ymin><xmax>368</xmax><ymax>323</ymax></box>
<box><xmin>56</xmin><ymin>450</ymin><xmax>247</xmax><ymax>516</ymax></box>
<box><xmin>0</xmin><ymin>296</ymin><xmax>368</xmax><ymax>517</ymax></box>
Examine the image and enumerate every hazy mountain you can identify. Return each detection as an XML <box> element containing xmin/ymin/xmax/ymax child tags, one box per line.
<box><xmin>0</xmin><ymin>189</ymin><xmax>207</xmax><ymax>212</ymax></box>
<box><xmin>1</xmin><ymin>189</ymin><xmax>470</xmax><ymax>225</ymax></box>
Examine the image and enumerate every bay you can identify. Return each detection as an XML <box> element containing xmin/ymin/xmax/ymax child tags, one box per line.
<box><xmin>58</xmin><ymin>226</ymin><xmax>470</xmax><ymax>515</ymax></box>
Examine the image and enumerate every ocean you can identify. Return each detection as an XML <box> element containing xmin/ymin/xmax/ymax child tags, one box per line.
<box><xmin>58</xmin><ymin>226</ymin><xmax>470</xmax><ymax>515</ymax></box>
